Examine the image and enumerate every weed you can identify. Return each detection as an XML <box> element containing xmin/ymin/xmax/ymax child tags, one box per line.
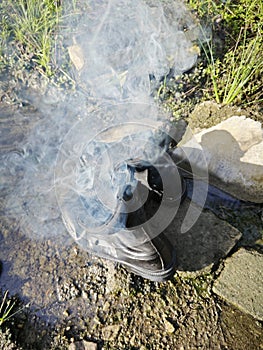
<box><xmin>8</xmin><ymin>0</ymin><xmax>60</xmax><ymax>75</ymax></box>
<box><xmin>0</xmin><ymin>0</ymin><xmax>64</xmax><ymax>78</ymax></box>
<box><xmin>187</xmin><ymin>0</ymin><xmax>223</xmax><ymax>22</ymax></box>
<box><xmin>198</xmin><ymin>26</ymin><xmax>221</xmax><ymax>103</ymax></box>
<box><xmin>222</xmin><ymin>28</ymin><xmax>263</xmax><ymax>105</ymax></box>
<box><xmin>0</xmin><ymin>291</ymin><xmax>16</xmax><ymax>326</ymax></box>
<box><xmin>0</xmin><ymin>0</ymin><xmax>81</xmax><ymax>93</ymax></box>
<box><xmin>187</xmin><ymin>0</ymin><xmax>263</xmax><ymax>106</ymax></box>
<box><xmin>156</xmin><ymin>62</ymin><xmax>206</xmax><ymax>120</ymax></box>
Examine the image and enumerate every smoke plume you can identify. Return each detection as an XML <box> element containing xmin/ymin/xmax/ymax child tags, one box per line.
<box><xmin>1</xmin><ymin>0</ymin><xmax>208</xmax><ymax>250</ymax></box>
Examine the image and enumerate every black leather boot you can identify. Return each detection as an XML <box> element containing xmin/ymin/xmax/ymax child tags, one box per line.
<box><xmin>74</xmin><ymin>161</ymin><xmax>187</xmax><ymax>282</ymax></box>
<box><xmin>112</xmin><ymin>162</ymin><xmax>187</xmax><ymax>281</ymax></box>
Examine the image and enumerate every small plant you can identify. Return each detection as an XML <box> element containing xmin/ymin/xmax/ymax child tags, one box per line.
<box><xmin>195</xmin><ymin>0</ymin><xmax>263</xmax><ymax>106</ymax></box>
<box><xmin>187</xmin><ymin>0</ymin><xmax>223</xmax><ymax>21</ymax></box>
<box><xmin>0</xmin><ymin>291</ymin><xmax>16</xmax><ymax>326</ymax></box>
<box><xmin>198</xmin><ymin>28</ymin><xmax>221</xmax><ymax>104</ymax></box>
<box><xmin>0</xmin><ymin>0</ymin><xmax>63</xmax><ymax>77</ymax></box>
<box><xmin>9</xmin><ymin>0</ymin><xmax>60</xmax><ymax>76</ymax></box>
<box><xmin>221</xmin><ymin>28</ymin><xmax>263</xmax><ymax>105</ymax></box>
<box><xmin>200</xmin><ymin>23</ymin><xmax>263</xmax><ymax>105</ymax></box>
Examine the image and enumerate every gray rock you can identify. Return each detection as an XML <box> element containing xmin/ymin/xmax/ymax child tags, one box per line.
<box><xmin>164</xmin><ymin>198</ymin><xmax>242</xmax><ymax>272</ymax></box>
<box><xmin>68</xmin><ymin>41</ymin><xmax>85</xmax><ymax>72</ymax></box>
<box><xmin>68</xmin><ymin>340</ymin><xmax>98</xmax><ymax>350</ymax></box>
<box><xmin>213</xmin><ymin>248</ymin><xmax>263</xmax><ymax>321</ymax></box>
<box><xmin>175</xmin><ymin>116</ymin><xmax>263</xmax><ymax>202</ymax></box>
<box><xmin>102</xmin><ymin>324</ymin><xmax>121</xmax><ymax>341</ymax></box>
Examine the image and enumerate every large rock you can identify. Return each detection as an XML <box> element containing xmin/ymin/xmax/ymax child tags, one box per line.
<box><xmin>176</xmin><ymin>116</ymin><xmax>263</xmax><ymax>202</ymax></box>
<box><xmin>213</xmin><ymin>248</ymin><xmax>263</xmax><ymax>321</ymax></box>
<box><xmin>164</xmin><ymin>198</ymin><xmax>242</xmax><ymax>272</ymax></box>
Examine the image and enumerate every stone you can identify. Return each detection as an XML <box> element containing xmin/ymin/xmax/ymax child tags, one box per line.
<box><xmin>102</xmin><ymin>324</ymin><xmax>121</xmax><ymax>341</ymax></box>
<box><xmin>68</xmin><ymin>44</ymin><xmax>85</xmax><ymax>71</ymax></box>
<box><xmin>164</xmin><ymin>198</ymin><xmax>242</xmax><ymax>272</ymax></box>
<box><xmin>213</xmin><ymin>248</ymin><xmax>263</xmax><ymax>321</ymax></box>
<box><xmin>68</xmin><ymin>340</ymin><xmax>97</xmax><ymax>350</ymax></box>
<box><xmin>175</xmin><ymin>116</ymin><xmax>263</xmax><ymax>202</ymax></box>
<box><xmin>163</xmin><ymin>318</ymin><xmax>175</xmax><ymax>333</ymax></box>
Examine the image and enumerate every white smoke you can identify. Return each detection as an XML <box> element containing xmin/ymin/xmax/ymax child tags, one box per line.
<box><xmin>1</xmin><ymin>0</ymin><xmax>208</xmax><ymax>249</ymax></box>
<box><xmin>65</xmin><ymin>0</ymin><xmax>201</xmax><ymax>101</ymax></box>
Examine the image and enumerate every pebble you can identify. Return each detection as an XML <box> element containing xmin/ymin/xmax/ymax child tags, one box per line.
<box><xmin>68</xmin><ymin>340</ymin><xmax>97</xmax><ymax>350</ymax></box>
<box><xmin>163</xmin><ymin>318</ymin><xmax>175</xmax><ymax>333</ymax></box>
<box><xmin>102</xmin><ymin>324</ymin><xmax>121</xmax><ymax>341</ymax></box>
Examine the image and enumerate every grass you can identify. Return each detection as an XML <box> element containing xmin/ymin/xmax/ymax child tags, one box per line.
<box><xmin>0</xmin><ymin>0</ymin><xmax>262</xmax><ymax>108</ymax></box>
<box><xmin>191</xmin><ymin>0</ymin><xmax>263</xmax><ymax>106</ymax></box>
<box><xmin>156</xmin><ymin>0</ymin><xmax>263</xmax><ymax>121</ymax></box>
<box><xmin>0</xmin><ymin>0</ymin><xmax>81</xmax><ymax>91</ymax></box>
<box><xmin>221</xmin><ymin>29</ymin><xmax>263</xmax><ymax>105</ymax></box>
<box><xmin>0</xmin><ymin>291</ymin><xmax>16</xmax><ymax>326</ymax></box>
<box><xmin>0</xmin><ymin>0</ymin><xmax>63</xmax><ymax>78</ymax></box>
<box><xmin>198</xmin><ymin>26</ymin><xmax>221</xmax><ymax>104</ymax></box>
<box><xmin>11</xmin><ymin>0</ymin><xmax>60</xmax><ymax>76</ymax></box>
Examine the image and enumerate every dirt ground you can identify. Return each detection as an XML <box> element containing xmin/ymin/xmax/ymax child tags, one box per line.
<box><xmin>0</xmin><ymin>215</ymin><xmax>262</xmax><ymax>350</ymax></box>
<box><xmin>0</xmin><ymin>101</ymin><xmax>262</xmax><ymax>349</ymax></box>
<box><xmin>0</xmin><ymin>14</ymin><xmax>262</xmax><ymax>347</ymax></box>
